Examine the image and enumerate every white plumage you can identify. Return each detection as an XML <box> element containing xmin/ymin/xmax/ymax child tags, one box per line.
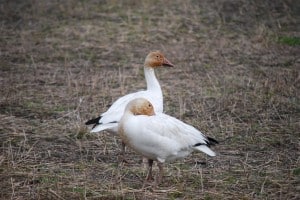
<box><xmin>85</xmin><ymin>51</ymin><xmax>174</xmax><ymax>134</ymax></box>
<box><xmin>119</xmin><ymin>98</ymin><xmax>218</xmax><ymax>184</ymax></box>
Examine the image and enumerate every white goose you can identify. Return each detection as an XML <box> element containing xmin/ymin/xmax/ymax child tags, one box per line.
<box><xmin>85</xmin><ymin>51</ymin><xmax>174</xmax><ymax>150</ymax></box>
<box><xmin>119</xmin><ymin>98</ymin><xmax>218</xmax><ymax>185</ymax></box>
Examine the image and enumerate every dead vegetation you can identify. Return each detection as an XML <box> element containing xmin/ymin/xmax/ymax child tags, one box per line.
<box><xmin>0</xmin><ymin>0</ymin><xmax>299</xmax><ymax>199</ymax></box>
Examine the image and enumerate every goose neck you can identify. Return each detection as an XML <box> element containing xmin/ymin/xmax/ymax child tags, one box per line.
<box><xmin>144</xmin><ymin>66</ymin><xmax>161</xmax><ymax>91</ymax></box>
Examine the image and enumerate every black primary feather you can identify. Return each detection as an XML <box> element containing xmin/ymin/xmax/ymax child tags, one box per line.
<box><xmin>194</xmin><ymin>137</ymin><xmax>218</xmax><ymax>147</ymax></box>
<box><xmin>207</xmin><ymin>137</ymin><xmax>219</xmax><ymax>146</ymax></box>
<box><xmin>85</xmin><ymin>116</ymin><xmax>101</xmax><ymax>125</ymax></box>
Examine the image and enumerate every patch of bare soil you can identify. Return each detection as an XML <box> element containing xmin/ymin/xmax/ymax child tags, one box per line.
<box><xmin>1</xmin><ymin>0</ymin><xmax>299</xmax><ymax>199</ymax></box>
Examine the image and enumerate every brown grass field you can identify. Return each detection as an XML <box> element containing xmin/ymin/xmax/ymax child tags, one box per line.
<box><xmin>1</xmin><ymin>0</ymin><xmax>299</xmax><ymax>199</ymax></box>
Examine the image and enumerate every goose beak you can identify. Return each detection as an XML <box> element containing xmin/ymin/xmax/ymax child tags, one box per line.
<box><xmin>162</xmin><ymin>58</ymin><xmax>174</xmax><ymax>67</ymax></box>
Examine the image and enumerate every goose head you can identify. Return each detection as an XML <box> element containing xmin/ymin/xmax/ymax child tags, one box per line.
<box><xmin>125</xmin><ymin>98</ymin><xmax>155</xmax><ymax>116</ymax></box>
<box><xmin>144</xmin><ymin>51</ymin><xmax>174</xmax><ymax>68</ymax></box>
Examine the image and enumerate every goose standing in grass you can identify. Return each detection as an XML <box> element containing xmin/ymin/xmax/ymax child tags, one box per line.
<box><xmin>85</xmin><ymin>51</ymin><xmax>174</xmax><ymax>157</ymax></box>
<box><xmin>119</xmin><ymin>98</ymin><xmax>218</xmax><ymax>185</ymax></box>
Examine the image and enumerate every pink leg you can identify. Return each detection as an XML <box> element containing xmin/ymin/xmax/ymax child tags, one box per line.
<box><xmin>156</xmin><ymin>162</ymin><xmax>164</xmax><ymax>185</ymax></box>
<box><xmin>119</xmin><ymin>141</ymin><xmax>129</xmax><ymax>163</ymax></box>
<box><xmin>142</xmin><ymin>159</ymin><xmax>154</xmax><ymax>188</ymax></box>
<box><xmin>146</xmin><ymin>159</ymin><xmax>154</xmax><ymax>181</ymax></box>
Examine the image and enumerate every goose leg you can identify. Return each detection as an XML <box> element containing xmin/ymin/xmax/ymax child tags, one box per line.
<box><xmin>119</xmin><ymin>141</ymin><xmax>129</xmax><ymax>163</ymax></box>
<box><xmin>156</xmin><ymin>162</ymin><xmax>164</xmax><ymax>185</ymax></box>
<box><xmin>142</xmin><ymin>159</ymin><xmax>154</xmax><ymax>188</ymax></box>
<box><xmin>146</xmin><ymin>159</ymin><xmax>154</xmax><ymax>181</ymax></box>
<box><xmin>142</xmin><ymin>157</ymin><xmax>148</xmax><ymax>169</ymax></box>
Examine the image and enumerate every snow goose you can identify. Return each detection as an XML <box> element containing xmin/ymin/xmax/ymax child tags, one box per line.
<box><xmin>85</xmin><ymin>51</ymin><xmax>174</xmax><ymax>154</ymax></box>
<box><xmin>119</xmin><ymin>98</ymin><xmax>218</xmax><ymax>185</ymax></box>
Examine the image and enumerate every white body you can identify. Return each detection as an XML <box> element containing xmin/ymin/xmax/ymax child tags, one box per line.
<box><xmin>91</xmin><ymin>67</ymin><xmax>163</xmax><ymax>133</ymax></box>
<box><xmin>119</xmin><ymin>112</ymin><xmax>216</xmax><ymax>163</ymax></box>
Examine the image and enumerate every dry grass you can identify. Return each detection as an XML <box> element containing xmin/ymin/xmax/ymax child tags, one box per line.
<box><xmin>1</xmin><ymin>0</ymin><xmax>299</xmax><ymax>199</ymax></box>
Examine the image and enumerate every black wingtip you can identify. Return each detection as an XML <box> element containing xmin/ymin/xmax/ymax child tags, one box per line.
<box><xmin>207</xmin><ymin>137</ymin><xmax>219</xmax><ymax>146</ymax></box>
<box><xmin>85</xmin><ymin>116</ymin><xmax>101</xmax><ymax>125</ymax></box>
<box><xmin>193</xmin><ymin>137</ymin><xmax>218</xmax><ymax>148</ymax></box>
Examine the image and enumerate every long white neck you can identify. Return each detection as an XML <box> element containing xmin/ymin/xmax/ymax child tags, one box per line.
<box><xmin>143</xmin><ymin>66</ymin><xmax>163</xmax><ymax>112</ymax></box>
<box><xmin>144</xmin><ymin>66</ymin><xmax>161</xmax><ymax>92</ymax></box>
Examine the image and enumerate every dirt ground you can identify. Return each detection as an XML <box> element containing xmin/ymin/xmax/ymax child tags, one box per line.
<box><xmin>1</xmin><ymin>0</ymin><xmax>299</xmax><ymax>199</ymax></box>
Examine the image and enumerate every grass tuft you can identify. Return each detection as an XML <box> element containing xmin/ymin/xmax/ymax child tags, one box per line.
<box><xmin>277</xmin><ymin>36</ymin><xmax>300</xmax><ymax>46</ymax></box>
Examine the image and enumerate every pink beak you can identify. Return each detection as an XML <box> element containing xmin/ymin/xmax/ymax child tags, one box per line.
<box><xmin>162</xmin><ymin>58</ymin><xmax>174</xmax><ymax>67</ymax></box>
